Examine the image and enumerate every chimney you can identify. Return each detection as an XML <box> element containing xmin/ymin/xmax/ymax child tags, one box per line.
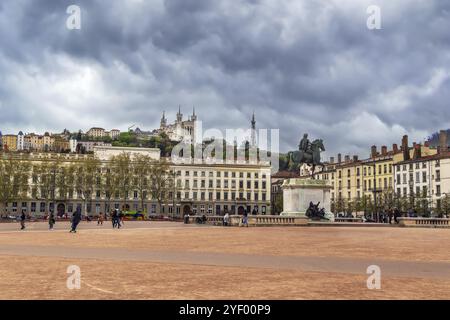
<box><xmin>393</xmin><ymin>143</ymin><xmax>399</xmax><ymax>153</ymax></box>
<box><xmin>439</xmin><ymin>130</ymin><xmax>448</xmax><ymax>153</ymax></box>
<box><xmin>381</xmin><ymin>145</ymin><xmax>387</xmax><ymax>156</ymax></box>
<box><xmin>402</xmin><ymin>135</ymin><xmax>410</xmax><ymax>161</ymax></box>
<box><xmin>353</xmin><ymin>155</ymin><xmax>358</xmax><ymax>162</ymax></box>
<box><xmin>338</xmin><ymin>153</ymin><xmax>342</xmax><ymax>163</ymax></box>
<box><xmin>371</xmin><ymin>145</ymin><xmax>377</xmax><ymax>158</ymax></box>
<box><xmin>345</xmin><ymin>155</ymin><xmax>350</xmax><ymax>162</ymax></box>
<box><xmin>413</xmin><ymin>143</ymin><xmax>421</xmax><ymax>159</ymax></box>
<box><xmin>330</xmin><ymin>157</ymin><xmax>335</xmax><ymax>164</ymax></box>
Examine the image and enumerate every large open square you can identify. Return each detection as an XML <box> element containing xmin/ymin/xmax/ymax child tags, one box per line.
<box><xmin>0</xmin><ymin>221</ymin><xmax>449</xmax><ymax>300</ymax></box>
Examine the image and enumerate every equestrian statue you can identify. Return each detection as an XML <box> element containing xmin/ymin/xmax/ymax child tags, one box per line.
<box><xmin>288</xmin><ymin>133</ymin><xmax>326</xmax><ymax>178</ymax></box>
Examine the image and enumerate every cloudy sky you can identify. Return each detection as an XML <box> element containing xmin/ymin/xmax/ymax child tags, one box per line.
<box><xmin>1</xmin><ymin>0</ymin><xmax>450</xmax><ymax>158</ymax></box>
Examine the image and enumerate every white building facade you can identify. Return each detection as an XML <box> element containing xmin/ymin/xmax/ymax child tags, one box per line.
<box><xmin>17</xmin><ymin>131</ymin><xmax>24</xmax><ymax>151</ymax></box>
<box><xmin>394</xmin><ymin>153</ymin><xmax>450</xmax><ymax>212</ymax></box>
<box><xmin>1</xmin><ymin>147</ymin><xmax>271</xmax><ymax>217</ymax></box>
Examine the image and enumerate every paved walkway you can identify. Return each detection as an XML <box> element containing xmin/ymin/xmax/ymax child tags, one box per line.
<box><xmin>0</xmin><ymin>220</ymin><xmax>211</xmax><ymax>233</ymax></box>
<box><xmin>1</xmin><ymin>243</ymin><xmax>449</xmax><ymax>280</ymax></box>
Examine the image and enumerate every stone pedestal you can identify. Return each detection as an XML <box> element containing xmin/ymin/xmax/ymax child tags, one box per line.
<box><xmin>281</xmin><ymin>178</ymin><xmax>332</xmax><ymax>218</ymax></box>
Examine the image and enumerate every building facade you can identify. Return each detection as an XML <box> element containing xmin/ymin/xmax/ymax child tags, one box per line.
<box><xmin>86</xmin><ymin>127</ymin><xmax>106</xmax><ymax>139</ymax></box>
<box><xmin>157</xmin><ymin>107</ymin><xmax>198</xmax><ymax>143</ymax></box>
<box><xmin>271</xmin><ymin>171</ymin><xmax>299</xmax><ymax>215</ymax></box>
<box><xmin>17</xmin><ymin>131</ymin><xmax>24</xmax><ymax>151</ymax></box>
<box><xmin>0</xmin><ymin>146</ymin><xmax>271</xmax><ymax>217</ymax></box>
<box><xmin>2</xmin><ymin>134</ymin><xmax>18</xmax><ymax>151</ymax></box>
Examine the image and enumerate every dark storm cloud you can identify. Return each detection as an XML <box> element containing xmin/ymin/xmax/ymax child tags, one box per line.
<box><xmin>1</xmin><ymin>0</ymin><xmax>450</xmax><ymax>158</ymax></box>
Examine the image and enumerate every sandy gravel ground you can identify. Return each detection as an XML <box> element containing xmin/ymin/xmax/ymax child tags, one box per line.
<box><xmin>0</xmin><ymin>221</ymin><xmax>449</xmax><ymax>299</ymax></box>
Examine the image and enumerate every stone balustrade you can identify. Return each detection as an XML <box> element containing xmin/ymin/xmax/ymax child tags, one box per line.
<box><xmin>186</xmin><ymin>215</ymin><xmax>307</xmax><ymax>226</ymax></box>
<box><xmin>398</xmin><ymin>217</ymin><xmax>450</xmax><ymax>228</ymax></box>
<box><xmin>185</xmin><ymin>215</ymin><xmax>450</xmax><ymax>228</ymax></box>
<box><xmin>335</xmin><ymin>217</ymin><xmax>363</xmax><ymax>223</ymax></box>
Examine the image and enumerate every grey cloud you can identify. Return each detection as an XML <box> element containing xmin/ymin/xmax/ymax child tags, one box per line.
<box><xmin>1</xmin><ymin>0</ymin><xmax>450</xmax><ymax>159</ymax></box>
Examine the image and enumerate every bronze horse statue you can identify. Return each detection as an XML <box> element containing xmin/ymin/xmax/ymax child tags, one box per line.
<box><xmin>288</xmin><ymin>139</ymin><xmax>325</xmax><ymax>177</ymax></box>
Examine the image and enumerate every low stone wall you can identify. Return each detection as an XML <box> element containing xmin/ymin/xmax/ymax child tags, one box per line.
<box><xmin>186</xmin><ymin>215</ymin><xmax>308</xmax><ymax>227</ymax></box>
<box><xmin>398</xmin><ymin>217</ymin><xmax>450</xmax><ymax>228</ymax></box>
<box><xmin>335</xmin><ymin>217</ymin><xmax>363</xmax><ymax>223</ymax></box>
<box><xmin>187</xmin><ymin>215</ymin><xmax>450</xmax><ymax>228</ymax></box>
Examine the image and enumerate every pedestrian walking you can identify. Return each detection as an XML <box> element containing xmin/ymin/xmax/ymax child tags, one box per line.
<box><xmin>49</xmin><ymin>211</ymin><xmax>56</xmax><ymax>230</ymax></box>
<box><xmin>242</xmin><ymin>210</ymin><xmax>249</xmax><ymax>227</ymax></box>
<box><xmin>70</xmin><ymin>207</ymin><xmax>82</xmax><ymax>233</ymax></box>
<box><xmin>388</xmin><ymin>208</ymin><xmax>394</xmax><ymax>224</ymax></box>
<box><xmin>119</xmin><ymin>210</ymin><xmax>124</xmax><ymax>227</ymax></box>
<box><xmin>394</xmin><ymin>208</ymin><xmax>401</xmax><ymax>224</ymax></box>
<box><xmin>20</xmin><ymin>210</ymin><xmax>26</xmax><ymax>230</ymax></box>
<box><xmin>112</xmin><ymin>209</ymin><xmax>121</xmax><ymax>229</ymax></box>
<box><xmin>111</xmin><ymin>209</ymin><xmax>117</xmax><ymax>228</ymax></box>
<box><xmin>97</xmin><ymin>212</ymin><xmax>104</xmax><ymax>225</ymax></box>
<box><xmin>223</xmin><ymin>212</ymin><xmax>230</xmax><ymax>226</ymax></box>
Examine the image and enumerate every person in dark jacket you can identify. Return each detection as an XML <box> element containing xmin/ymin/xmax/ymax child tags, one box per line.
<box><xmin>49</xmin><ymin>211</ymin><xmax>56</xmax><ymax>230</ymax></box>
<box><xmin>394</xmin><ymin>208</ymin><xmax>401</xmax><ymax>224</ymax></box>
<box><xmin>70</xmin><ymin>207</ymin><xmax>82</xmax><ymax>233</ymax></box>
<box><xmin>111</xmin><ymin>210</ymin><xmax>117</xmax><ymax>228</ymax></box>
<box><xmin>20</xmin><ymin>210</ymin><xmax>26</xmax><ymax>230</ymax></box>
<box><xmin>118</xmin><ymin>210</ymin><xmax>124</xmax><ymax>228</ymax></box>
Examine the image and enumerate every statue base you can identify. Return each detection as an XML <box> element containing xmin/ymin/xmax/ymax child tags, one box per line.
<box><xmin>280</xmin><ymin>178</ymin><xmax>333</xmax><ymax>219</ymax></box>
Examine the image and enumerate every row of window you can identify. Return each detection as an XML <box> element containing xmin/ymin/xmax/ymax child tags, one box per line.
<box><xmin>175</xmin><ymin>170</ymin><xmax>267</xmax><ymax>179</ymax></box>
<box><xmin>330</xmin><ymin>185</ymin><xmax>443</xmax><ymax>200</ymax></box>
<box><xmin>396</xmin><ymin>160</ymin><xmax>440</xmax><ymax>172</ymax></box>
<box><xmin>177</xmin><ymin>179</ymin><xmax>267</xmax><ymax>189</ymax></box>
<box><xmin>6</xmin><ymin>202</ymin><xmax>268</xmax><ymax>215</ymax></box>
<box><xmin>24</xmin><ymin>190</ymin><xmax>269</xmax><ymax>202</ymax></box>
<box><xmin>396</xmin><ymin>170</ymin><xmax>441</xmax><ymax>185</ymax></box>
<box><xmin>395</xmin><ymin>185</ymin><xmax>441</xmax><ymax>197</ymax></box>
<box><xmin>320</xmin><ymin>164</ymin><xmax>393</xmax><ymax>180</ymax></box>
<box><xmin>336</xmin><ymin>177</ymin><xmax>393</xmax><ymax>190</ymax></box>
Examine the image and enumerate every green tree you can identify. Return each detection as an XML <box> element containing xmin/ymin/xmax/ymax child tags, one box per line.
<box><xmin>35</xmin><ymin>161</ymin><xmax>57</xmax><ymax>214</ymax></box>
<box><xmin>102</xmin><ymin>161</ymin><xmax>119</xmax><ymax>214</ymax></box>
<box><xmin>55</xmin><ymin>163</ymin><xmax>76</xmax><ymax>213</ymax></box>
<box><xmin>0</xmin><ymin>155</ymin><xmax>30</xmax><ymax>216</ymax></box>
<box><xmin>75</xmin><ymin>157</ymin><xmax>101</xmax><ymax>215</ymax></box>
<box><xmin>273</xmin><ymin>193</ymin><xmax>283</xmax><ymax>215</ymax></box>
<box><xmin>111</xmin><ymin>153</ymin><xmax>132</xmax><ymax>211</ymax></box>
<box><xmin>132</xmin><ymin>154</ymin><xmax>153</xmax><ymax>216</ymax></box>
<box><xmin>148</xmin><ymin>159</ymin><xmax>174</xmax><ymax>215</ymax></box>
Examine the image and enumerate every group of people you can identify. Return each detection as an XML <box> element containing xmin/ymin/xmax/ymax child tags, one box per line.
<box><xmin>362</xmin><ymin>207</ymin><xmax>402</xmax><ymax>224</ymax></box>
<box><xmin>19</xmin><ymin>209</ymin><xmax>56</xmax><ymax>231</ymax></box>
<box><xmin>17</xmin><ymin>207</ymin><xmax>125</xmax><ymax>233</ymax></box>
<box><xmin>111</xmin><ymin>209</ymin><xmax>124</xmax><ymax>229</ymax></box>
<box><xmin>379</xmin><ymin>208</ymin><xmax>402</xmax><ymax>224</ymax></box>
<box><xmin>221</xmin><ymin>210</ymin><xmax>249</xmax><ymax>227</ymax></box>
